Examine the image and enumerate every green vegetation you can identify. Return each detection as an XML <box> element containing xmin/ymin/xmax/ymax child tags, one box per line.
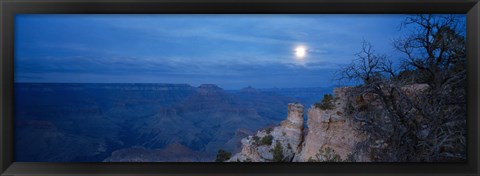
<box><xmin>307</xmin><ymin>147</ymin><xmax>342</xmax><ymax>162</ymax></box>
<box><xmin>215</xmin><ymin>149</ymin><xmax>232</xmax><ymax>162</ymax></box>
<box><xmin>272</xmin><ymin>141</ymin><xmax>285</xmax><ymax>162</ymax></box>
<box><xmin>266</xmin><ymin>128</ymin><xmax>273</xmax><ymax>134</ymax></box>
<box><xmin>252</xmin><ymin>135</ymin><xmax>273</xmax><ymax>146</ymax></box>
<box><xmin>314</xmin><ymin>94</ymin><xmax>335</xmax><ymax>110</ymax></box>
<box><xmin>260</xmin><ymin>135</ymin><xmax>273</xmax><ymax>146</ymax></box>
<box><xmin>252</xmin><ymin>136</ymin><xmax>260</xmax><ymax>146</ymax></box>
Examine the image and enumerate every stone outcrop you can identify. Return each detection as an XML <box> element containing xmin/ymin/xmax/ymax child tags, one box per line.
<box><xmin>229</xmin><ymin>87</ymin><xmax>371</xmax><ymax>162</ymax></box>
<box><xmin>294</xmin><ymin>87</ymin><xmax>369</xmax><ymax>162</ymax></box>
<box><xmin>228</xmin><ymin>103</ymin><xmax>304</xmax><ymax>162</ymax></box>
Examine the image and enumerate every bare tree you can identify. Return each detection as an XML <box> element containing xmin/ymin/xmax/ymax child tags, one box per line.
<box><xmin>394</xmin><ymin>14</ymin><xmax>467</xmax><ymax>161</ymax></box>
<box><xmin>395</xmin><ymin>14</ymin><xmax>466</xmax><ymax>90</ymax></box>
<box><xmin>336</xmin><ymin>40</ymin><xmax>393</xmax><ymax>85</ymax></box>
<box><xmin>338</xmin><ymin>15</ymin><xmax>466</xmax><ymax>162</ymax></box>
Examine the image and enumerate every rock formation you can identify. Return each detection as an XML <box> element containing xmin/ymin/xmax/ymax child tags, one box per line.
<box><xmin>229</xmin><ymin>87</ymin><xmax>371</xmax><ymax>162</ymax></box>
<box><xmin>294</xmin><ymin>87</ymin><xmax>369</xmax><ymax>162</ymax></box>
<box><xmin>15</xmin><ymin>83</ymin><xmax>295</xmax><ymax>162</ymax></box>
<box><xmin>228</xmin><ymin>103</ymin><xmax>304</xmax><ymax>162</ymax></box>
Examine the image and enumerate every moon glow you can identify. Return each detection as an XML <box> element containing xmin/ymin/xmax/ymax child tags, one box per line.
<box><xmin>294</xmin><ymin>46</ymin><xmax>307</xmax><ymax>59</ymax></box>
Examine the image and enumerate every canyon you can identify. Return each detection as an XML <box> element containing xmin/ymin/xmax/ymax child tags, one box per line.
<box><xmin>14</xmin><ymin>83</ymin><xmax>332</xmax><ymax>162</ymax></box>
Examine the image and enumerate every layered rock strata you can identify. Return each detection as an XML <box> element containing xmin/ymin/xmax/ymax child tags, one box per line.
<box><xmin>229</xmin><ymin>87</ymin><xmax>371</xmax><ymax>162</ymax></box>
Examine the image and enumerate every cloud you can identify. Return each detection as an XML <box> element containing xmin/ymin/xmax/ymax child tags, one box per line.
<box><xmin>14</xmin><ymin>14</ymin><xmax>426</xmax><ymax>88</ymax></box>
<box><xmin>15</xmin><ymin>53</ymin><xmax>341</xmax><ymax>88</ymax></box>
<box><xmin>307</xmin><ymin>48</ymin><xmax>329</xmax><ymax>54</ymax></box>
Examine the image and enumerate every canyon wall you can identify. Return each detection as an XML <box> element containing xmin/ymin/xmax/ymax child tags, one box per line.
<box><xmin>228</xmin><ymin>103</ymin><xmax>304</xmax><ymax>162</ymax></box>
<box><xmin>294</xmin><ymin>87</ymin><xmax>370</xmax><ymax>162</ymax></box>
<box><xmin>229</xmin><ymin>87</ymin><xmax>371</xmax><ymax>162</ymax></box>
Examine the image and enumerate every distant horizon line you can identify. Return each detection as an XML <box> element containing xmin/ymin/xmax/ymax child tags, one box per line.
<box><xmin>14</xmin><ymin>82</ymin><xmax>343</xmax><ymax>90</ymax></box>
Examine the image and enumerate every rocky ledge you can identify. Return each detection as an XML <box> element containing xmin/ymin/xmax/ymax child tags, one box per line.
<box><xmin>227</xmin><ymin>103</ymin><xmax>304</xmax><ymax>162</ymax></box>
<box><xmin>228</xmin><ymin>87</ymin><xmax>371</xmax><ymax>162</ymax></box>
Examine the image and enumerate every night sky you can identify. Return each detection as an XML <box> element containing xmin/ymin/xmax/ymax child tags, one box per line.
<box><xmin>15</xmin><ymin>14</ymin><xmax>427</xmax><ymax>89</ymax></box>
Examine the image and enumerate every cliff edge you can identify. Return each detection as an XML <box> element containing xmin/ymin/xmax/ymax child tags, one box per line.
<box><xmin>228</xmin><ymin>103</ymin><xmax>304</xmax><ymax>162</ymax></box>
<box><xmin>228</xmin><ymin>87</ymin><xmax>371</xmax><ymax>162</ymax></box>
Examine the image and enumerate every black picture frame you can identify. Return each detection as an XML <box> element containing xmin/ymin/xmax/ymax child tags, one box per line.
<box><xmin>1</xmin><ymin>0</ymin><xmax>479</xmax><ymax>175</ymax></box>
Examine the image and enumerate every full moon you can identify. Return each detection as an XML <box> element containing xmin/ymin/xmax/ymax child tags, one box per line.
<box><xmin>294</xmin><ymin>46</ymin><xmax>307</xmax><ymax>59</ymax></box>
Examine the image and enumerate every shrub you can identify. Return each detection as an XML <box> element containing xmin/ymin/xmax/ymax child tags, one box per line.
<box><xmin>345</xmin><ymin>102</ymin><xmax>355</xmax><ymax>115</ymax></box>
<box><xmin>314</xmin><ymin>94</ymin><xmax>336</xmax><ymax>110</ymax></box>
<box><xmin>215</xmin><ymin>149</ymin><xmax>232</xmax><ymax>162</ymax></box>
<box><xmin>335</xmin><ymin>15</ymin><xmax>467</xmax><ymax>162</ymax></box>
<box><xmin>260</xmin><ymin>135</ymin><xmax>273</xmax><ymax>146</ymax></box>
<box><xmin>308</xmin><ymin>147</ymin><xmax>342</xmax><ymax>162</ymax></box>
<box><xmin>252</xmin><ymin>136</ymin><xmax>260</xmax><ymax>146</ymax></box>
<box><xmin>272</xmin><ymin>141</ymin><xmax>285</xmax><ymax>162</ymax></box>
<box><xmin>344</xmin><ymin>153</ymin><xmax>356</xmax><ymax>162</ymax></box>
<box><xmin>266</xmin><ymin>128</ymin><xmax>273</xmax><ymax>134</ymax></box>
<box><xmin>355</xmin><ymin>95</ymin><xmax>369</xmax><ymax>112</ymax></box>
<box><xmin>355</xmin><ymin>95</ymin><xmax>365</xmax><ymax>104</ymax></box>
<box><xmin>358</xmin><ymin>104</ymin><xmax>368</xmax><ymax>112</ymax></box>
